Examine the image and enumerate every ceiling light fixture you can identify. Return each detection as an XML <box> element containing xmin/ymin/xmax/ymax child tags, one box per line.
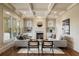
<box><xmin>4</xmin><ymin>11</ymin><xmax>10</xmax><ymax>15</ymax></box>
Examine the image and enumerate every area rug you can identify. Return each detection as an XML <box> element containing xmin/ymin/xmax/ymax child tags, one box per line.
<box><xmin>17</xmin><ymin>48</ymin><xmax>64</xmax><ymax>54</ymax></box>
<box><xmin>53</xmin><ymin>48</ymin><xmax>64</xmax><ymax>54</ymax></box>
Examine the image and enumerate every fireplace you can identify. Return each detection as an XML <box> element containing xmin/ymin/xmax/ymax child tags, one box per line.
<box><xmin>36</xmin><ymin>33</ymin><xmax>43</xmax><ymax>39</ymax></box>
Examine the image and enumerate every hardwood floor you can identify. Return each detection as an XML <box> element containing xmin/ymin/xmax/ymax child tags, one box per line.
<box><xmin>0</xmin><ymin>47</ymin><xmax>79</xmax><ymax>56</ymax></box>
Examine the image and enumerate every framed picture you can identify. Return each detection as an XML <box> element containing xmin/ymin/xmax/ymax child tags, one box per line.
<box><xmin>62</xmin><ymin>18</ymin><xmax>70</xmax><ymax>35</ymax></box>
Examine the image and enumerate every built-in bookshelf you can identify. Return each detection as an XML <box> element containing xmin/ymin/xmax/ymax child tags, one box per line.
<box><xmin>23</xmin><ymin>19</ymin><xmax>33</xmax><ymax>33</ymax></box>
<box><xmin>46</xmin><ymin>19</ymin><xmax>56</xmax><ymax>39</ymax></box>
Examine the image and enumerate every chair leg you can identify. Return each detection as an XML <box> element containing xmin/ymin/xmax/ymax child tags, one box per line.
<box><xmin>38</xmin><ymin>48</ymin><xmax>39</xmax><ymax>55</ymax></box>
<box><xmin>42</xmin><ymin>48</ymin><xmax>43</xmax><ymax>55</ymax></box>
<box><xmin>52</xmin><ymin>47</ymin><xmax>54</xmax><ymax>56</ymax></box>
<box><xmin>41</xmin><ymin>47</ymin><xmax>42</xmax><ymax>54</ymax></box>
<box><xmin>28</xmin><ymin>47</ymin><xmax>30</xmax><ymax>55</ymax></box>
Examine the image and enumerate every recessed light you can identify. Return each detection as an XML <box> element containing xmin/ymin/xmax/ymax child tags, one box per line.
<box><xmin>53</xmin><ymin>11</ymin><xmax>57</xmax><ymax>14</ymax></box>
<box><xmin>5</xmin><ymin>11</ymin><xmax>10</xmax><ymax>15</ymax></box>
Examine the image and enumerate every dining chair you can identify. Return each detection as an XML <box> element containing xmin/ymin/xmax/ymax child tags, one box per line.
<box><xmin>42</xmin><ymin>41</ymin><xmax>54</xmax><ymax>55</ymax></box>
<box><xmin>28</xmin><ymin>41</ymin><xmax>39</xmax><ymax>54</ymax></box>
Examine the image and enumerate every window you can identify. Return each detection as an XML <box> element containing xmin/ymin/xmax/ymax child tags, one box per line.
<box><xmin>62</xmin><ymin>18</ymin><xmax>70</xmax><ymax>35</ymax></box>
<box><xmin>3</xmin><ymin>10</ymin><xmax>17</xmax><ymax>43</ymax></box>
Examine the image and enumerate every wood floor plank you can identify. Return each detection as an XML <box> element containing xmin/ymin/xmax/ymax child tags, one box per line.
<box><xmin>0</xmin><ymin>47</ymin><xmax>79</xmax><ymax>56</ymax></box>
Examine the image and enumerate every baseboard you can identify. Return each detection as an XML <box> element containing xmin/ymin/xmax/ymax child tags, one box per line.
<box><xmin>67</xmin><ymin>47</ymin><xmax>79</xmax><ymax>55</ymax></box>
<box><xmin>0</xmin><ymin>41</ymin><xmax>15</xmax><ymax>54</ymax></box>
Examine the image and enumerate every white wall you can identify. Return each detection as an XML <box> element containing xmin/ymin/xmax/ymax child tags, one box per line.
<box><xmin>47</xmin><ymin>19</ymin><xmax>56</xmax><ymax>40</ymax></box>
<box><xmin>56</xmin><ymin>4</ymin><xmax>79</xmax><ymax>52</ymax></box>
<box><xmin>56</xmin><ymin>18</ymin><xmax>62</xmax><ymax>40</ymax></box>
<box><xmin>32</xmin><ymin>17</ymin><xmax>46</xmax><ymax>39</ymax></box>
<box><xmin>0</xmin><ymin>41</ymin><xmax>15</xmax><ymax>54</ymax></box>
<box><xmin>23</xmin><ymin>17</ymin><xmax>56</xmax><ymax>40</ymax></box>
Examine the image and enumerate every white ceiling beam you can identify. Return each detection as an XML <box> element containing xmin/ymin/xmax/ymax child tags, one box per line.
<box><xmin>56</xmin><ymin>3</ymin><xmax>77</xmax><ymax>19</ymax></box>
<box><xmin>67</xmin><ymin>3</ymin><xmax>77</xmax><ymax>10</ymax></box>
<box><xmin>45</xmin><ymin>3</ymin><xmax>55</xmax><ymax>18</ymax></box>
<box><xmin>27</xmin><ymin>3</ymin><xmax>34</xmax><ymax>17</ymax></box>
<box><xmin>59</xmin><ymin>3</ymin><xmax>77</xmax><ymax>16</ymax></box>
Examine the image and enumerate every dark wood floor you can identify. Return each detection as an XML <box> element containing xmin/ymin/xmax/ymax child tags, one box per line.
<box><xmin>0</xmin><ymin>47</ymin><xmax>79</xmax><ymax>56</ymax></box>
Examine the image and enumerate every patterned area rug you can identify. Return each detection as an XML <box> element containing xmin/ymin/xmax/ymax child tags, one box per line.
<box><xmin>17</xmin><ymin>48</ymin><xmax>64</xmax><ymax>54</ymax></box>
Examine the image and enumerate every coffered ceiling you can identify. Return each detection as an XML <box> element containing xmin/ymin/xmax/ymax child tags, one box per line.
<box><xmin>11</xmin><ymin>3</ymin><xmax>76</xmax><ymax>19</ymax></box>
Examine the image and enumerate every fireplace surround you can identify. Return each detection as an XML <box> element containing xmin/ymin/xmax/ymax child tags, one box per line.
<box><xmin>36</xmin><ymin>33</ymin><xmax>43</xmax><ymax>39</ymax></box>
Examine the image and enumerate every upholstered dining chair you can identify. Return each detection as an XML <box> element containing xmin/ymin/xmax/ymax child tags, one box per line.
<box><xmin>42</xmin><ymin>41</ymin><xmax>54</xmax><ymax>54</ymax></box>
<box><xmin>28</xmin><ymin>41</ymin><xmax>39</xmax><ymax>54</ymax></box>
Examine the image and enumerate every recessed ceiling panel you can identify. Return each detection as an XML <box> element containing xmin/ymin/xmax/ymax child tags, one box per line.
<box><xmin>11</xmin><ymin>3</ymin><xmax>29</xmax><ymax>10</ymax></box>
<box><xmin>11</xmin><ymin>3</ymin><xmax>73</xmax><ymax>19</ymax></box>
<box><xmin>33</xmin><ymin>3</ymin><xmax>49</xmax><ymax>11</ymax></box>
<box><xmin>53</xmin><ymin>3</ymin><xmax>72</xmax><ymax>10</ymax></box>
